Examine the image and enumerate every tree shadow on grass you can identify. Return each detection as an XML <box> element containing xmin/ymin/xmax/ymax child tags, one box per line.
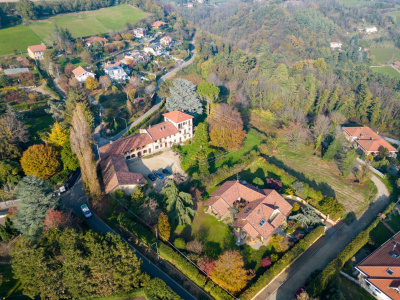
<box><xmin>266</xmin><ymin>156</ymin><xmax>336</xmax><ymax>199</ymax></box>
<box><xmin>204</xmin><ymin>241</ymin><xmax>223</xmax><ymax>259</ymax></box>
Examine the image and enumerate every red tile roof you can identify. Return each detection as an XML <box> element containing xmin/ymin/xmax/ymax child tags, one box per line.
<box><xmin>100</xmin><ymin>154</ymin><xmax>145</xmax><ymax>193</ymax></box>
<box><xmin>395</xmin><ymin>61</ymin><xmax>400</xmax><ymax>67</ymax></box>
<box><xmin>204</xmin><ymin>181</ymin><xmax>292</xmax><ymax>240</ymax></box>
<box><xmin>84</xmin><ymin>36</ymin><xmax>108</xmax><ymax>44</ymax></box>
<box><xmin>152</xmin><ymin>21</ymin><xmax>167</xmax><ymax>28</ymax></box>
<box><xmin>343</xmin><ymin>126</ymin><xmax>398</xmax><ymax>153</ymax></box>
<box><xmin>99</xmin><ymin>133</ymin><xmax>153</xmax><ymax>159</ymax></box>
<box><xmin>72</xmin><ymin>66</ymin><xmax>93</xmax><ymax>77</ymax></box>
<box><xmin>357</xmin><ymin>232</ymin><xmax>400</xmax><ymax>300</ymax></box>
<box><xmin>27</xmin><ymin>44</ymin><xmax>46</xmax><ymax>52</ymax></box>
<box><xmin>145</xmin><ymin>122</ymin><xmax>179</xmax><ymax>141</ymax></box>
<box><xmin>163</xmin><ymin>111</ymin><xmax>193</xmax><ymax>123</ymax></box>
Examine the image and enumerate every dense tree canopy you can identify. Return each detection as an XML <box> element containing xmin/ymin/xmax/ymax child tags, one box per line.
<box><xmin>166</xmin><ymin>78</ymin><xmax>203</xmax><ymax>114</ymax></box>
<box><xmin>20</xmin><ymin>144</ymin><xmax>61</xmax><ymax>179</ymax></box>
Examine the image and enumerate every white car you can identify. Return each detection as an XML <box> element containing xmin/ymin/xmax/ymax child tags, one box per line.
<box><xmin>81</xmin><ymin>204</ymin><xmax>92</xmax><ymax>219</ymax></box>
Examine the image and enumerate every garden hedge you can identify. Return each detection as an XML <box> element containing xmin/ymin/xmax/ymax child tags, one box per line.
<box><xmin>144</xmin><ymin>278</ymin><xmax>182</xmax><ymax>300</ymax></box>
<box><xmin>242</xmin><ymin>226</ymin><xmax>324</xmax><ymax>300</ymax></box>
<box><xmin>115</xmin><ymin>213</ymin><xmax>233</xmax><ymax>300</ymax></box>
<box><xmin>307</xmin><ymin>201</ymin><xmax>396</xmax><ymax>297</ymax></box>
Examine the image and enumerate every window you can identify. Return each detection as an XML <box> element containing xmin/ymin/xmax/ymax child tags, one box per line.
<box><xmin>259</xmin><ymin>219</ymin><xmax>266</xmax><ymax>226</ymax></box>
<box><xmin>391</xmin><ymin>253</ymin><xmax>399</xmax><ymax>258</ymax></box>
<box><xmin>144</xmin><ymin>150</ymin><xmax>147</xmax><ymax>154</ymax></box>
<box><xmin>387</xmin><ymin>268</ymin><xmax>394</xmax><ymax>275</ymax></box>
<box><xmin>244</xmin><ymin>208</ymin><xmax>251</xmax><ymax>214</ymax></box>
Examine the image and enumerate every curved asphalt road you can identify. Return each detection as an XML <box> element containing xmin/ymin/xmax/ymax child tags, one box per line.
<box><xmin>61</xmin><ymin>178</ymin><xmax>196</xmax><ymax>300</ymax></box>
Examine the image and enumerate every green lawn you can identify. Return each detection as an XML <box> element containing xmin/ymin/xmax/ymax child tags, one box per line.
<box><xmin>337</xmin><ymin>276</ymin><xmax>375</xmax><ymax>300</ymax></box>
<box><xmin>369</xmin><ymin>213</ymin><xmax>400</xmax><ymax>247</ymax></box>
<box><xmin>29</xmin><ymin>5</ymin><xmax>148</xmax><ymax>39</ymax></box>
<box><xmin>371</xmin><ymin>47</ymin><xmax>400</xmax><ymax>64</ymax></box>
<box><xmin>372</xmin><ymin>66</ymin><xmax>400</xmax><ymax>79</ymax></box>
<box><xmin>23</xmin><ymin>109</ymin><xmax>54</xmax><ymax>143</ymax></box>
<box><xmin>0</xmin><ymin>5</ymin><xmax>147</xmax><ymax>56</ymax></box>
<box><xmin>337</xmin><ymin>0</ymin><xmax>371</xmax><ymax>7</ymax></box>
<box><xmin>0</xmin><ymin>25</ymin><xmax>42</xmax><ymax>56</ymax></box>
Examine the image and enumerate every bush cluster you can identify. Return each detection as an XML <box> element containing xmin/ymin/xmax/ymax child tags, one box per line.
<box><xmin>242</xmin><ymin>226</ymin><xmax>324</xmax><ymax>300</ymax></box>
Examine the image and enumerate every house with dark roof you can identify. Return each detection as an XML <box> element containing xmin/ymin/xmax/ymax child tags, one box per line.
<box><xmin>98</xmin><ymin>111</ymin><xmax>194</xmax><ymax>193</ymax></box>
<box><xmin>356</xmin><ymin>232</ymin><xmax>400</xmax><ymax>300</ymax></box>
<box><xmin>342</xmin><ymin>127</ymin><xmax>398</xmax><ymax>157</ymax></box>
<box><xmin>203</xmin><ymin>181</ymin><xmax>292</xmax><ymax>247</ymax></box>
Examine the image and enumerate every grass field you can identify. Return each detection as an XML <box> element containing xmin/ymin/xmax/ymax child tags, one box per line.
<box><xmin>272</xmin><ymin>143</ymin><xmax>376</xmax><ymax>215</ymax></box>
<box><xmin>0</xmin><ymin>5</ymin><xmax>147</xmax><ymax>56</ymax></box>
<box><xmin>372</xmin><ymin>66</ymin><xmax>400</xmax><ymax>79</ymax></box>
<box><xmin>29</xmin><ymin>5</ymin><xmax>147</xmax><ymax>39</ymax></box>
<box><xmin>0</xmin><ymin>25</ymin><xmax>42</xmax><ymax>56</ymax></box>
<box><xmin>371</xmin><ymin>47</ymin><xmax>400</xmax><ymax>64</ymax></box>
<box><xmin>337</xmin><ymin>0</ymin><xmax>371</xmax><ymax>7</ymax></box>
<box><xmin>369</xmin><ymin>213</ymin><xmax>400</xmax><ymax>247</ymax></box>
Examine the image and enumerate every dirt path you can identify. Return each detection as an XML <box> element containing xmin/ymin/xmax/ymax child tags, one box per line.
<box><xmin>253</xmin><ymin>175</ymin><xmax>390</xmax><ymax>300</ymax></box>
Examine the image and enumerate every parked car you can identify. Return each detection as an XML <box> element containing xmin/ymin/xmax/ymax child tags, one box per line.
<box><xmin>148</xmin><ymin>173</ymin><xmax>156</xmax><ymax>181</ymax></box>
<box><xmin>295</xmin><ymin>286</ymin><xmax>306</xmax><ymax>297</ymax></box>
<box><xmin>81</xmin><ymin>204</ymin><xmax>92</xmax><ymax>219</ymax></box>
<box><xmin>162</xmin><ymin>169</ymin><xmax>171</xmax><ymax>176</ymax></box>
<box><xmin>154</xmin><ymin>170</ymin><xmax>164</xmax><ymax>179</ymax></box>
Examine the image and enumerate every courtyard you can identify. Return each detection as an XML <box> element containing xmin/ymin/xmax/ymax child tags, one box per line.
<box><xmin>127</xmin><ymin>149</ymin><xmax>187</xmax><ymax>192</ymax></box>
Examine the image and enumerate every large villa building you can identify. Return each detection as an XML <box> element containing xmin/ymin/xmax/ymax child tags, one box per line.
<box><xmin>356</xmin><ymin>232</ymin><xmax>400</xmax><ymax>300</ymax></box>
<box><xmin>98</xmin><ymin>110</ymin><xmax>193</xmax><ymax>193</ymax></box>
<box><xmin>203</xmin><ymin>181</ymin><xmax>292</xmax><ymax>246</ymax></box>
<box><xmin>342</xmin><ymin>126</ymin><xmax>398</xmax><ymax>157</ymax></box>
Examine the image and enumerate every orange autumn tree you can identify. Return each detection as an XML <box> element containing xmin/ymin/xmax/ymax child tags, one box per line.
<box><xmin>209</xmin><ymin>104</ymin><xmax>246</xmax><ymax>151</ymax></box>
<box><xmin>211</xmin><ymin>250</ymin><xmax>248</xmax><ymax>293</ymax></box>
<box><xmin>44</xmin><ymin>208</ymin><xmax>71</xmax><ymax>230</ymax></box>
<box><xmin>20</xmin><ymin>144</ymin><xmax>61</xmax><ymax>178</ymax></box>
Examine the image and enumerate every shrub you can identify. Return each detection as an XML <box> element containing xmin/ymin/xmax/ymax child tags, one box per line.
<box><xmin>270</xmin><ymin>253</ymin><xmax>279</xmax><ymax>262</ymax></box>
<box><xmin>144</xmin><ymin>278</ymin><xmax>182</xmax><ymax>300</ymax></box>
<box><xmin>260</xmin><ymin>256</ymin><xmax>272</xmax><ymax>268</ymax></box>
<box><xmin>252</xmin><ymin>177</ymin><xmax>264</xmax><ymax>187</ymax></box>
<box><xmin>242</xmin><ymin>226</ymin><xmax>324</xmax><ymax>300</ymax></box>
<box><xmin>186</xmin><ymin>240</ymin><xmax>204</xmax><ymax>254</ymax></box>
<box><xmin>174</xmin><ymin>238</ymin><xmax>186</xmax><ymax>250</ymax></box>
<box><xmin>266</xmin><ymin>178</ymin><xmax>282</xmax><ymax>191</ymax></box>
<box><xmin>292</xmin><ymin>181</ymin><xmax>305</xmax><ymax>195</ymax></box>
<box><xmin>291</xmin><ymin>202</ymin><xmax>300</xmax><ymax>212</ymax></box>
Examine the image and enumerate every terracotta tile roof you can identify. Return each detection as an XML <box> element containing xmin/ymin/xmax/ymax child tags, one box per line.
<box><xmin>99</xmin><ymin>133</ymin><xmax>153</xmax><ymax>159</ymax></box>
<box><xmin>84</xmin><ymin>36</ymin><xmax>108</xmax><ymax>44</ymax></box>
<box><xmin>357</xmin><ymin>232</ymin><xmax>400</xmax><ymax>299</ymax></box>
<box><xmin>152</xmin><ymin>21</ymin><xmax>167</xmax><ymax>28</ymax></box>
<box><xmin>243</xmin><ymin>222</ymin><xmax>260</xmax><ymax>239</ymax></box>
<box><xmin>163</xmin><ymin>111</ymin><xmax>194</xmax><ymax>123</ymax></box>
<box><xmin>210</xmin><ymin>181</ymin><xmax>240</xmax><ymax>206</ymax></box>
<box><xmin>395</xmin><ymin>61</ymin><xmax>400</xmax><ymax>67</ymax></box>
<box><xmin>343</xmin><ymin>126</ymin><xmax>398</xmax><ymax>152</ymax></box>
<box><xmin>357</xmin><ymin>139</ymin><xmax>397</xmax><ymax>152</ymax></box>
<box><xmin>145</xmin><ymin>122</ymin><xmax>179</xmax><ymax>141</ymax></box>
<box><xmin>27</xmin><ymin>44</ymin><xmax>46</xmax><ymax>52</ymax></box>
<box><xmin>72</xmin><ymin>66</ymin><xmax>93</xmax><ymax>77</ymax></box>
<box><xmin>100</xmin><ymin>155</ymin><xmax>145</xmax><ymax>193</ymax></box>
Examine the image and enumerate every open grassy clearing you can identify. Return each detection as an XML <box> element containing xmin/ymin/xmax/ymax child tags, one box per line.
<box><xmin>371</xmin><ymin>47</ymin><xmax>400</xmax><ymax>64</ymax></box>
<box><xmin>0</xmin><ymin>25</ymin><xmax>42</xmax><ymax>56</ymax></box>
<box><xmin>369</xmin><ymin>213</ymin><xmax>400</xmax><ymax>247</ymax></box>
<box><xmin>29</xmin><ymin>5</ymin><xmax>148</xmax><ymax>40</ymax></box>
<box><xmin>272</xmin><ymin>143</ymin><xmax>376</xmax><ymax>215</ymax></box>
<box><xmin>372</xmin><ymin>66</ymin><xmax>400</xmax><ymax>79</ymax></box>
<box><xmin>23</xmin><ymin>108</ymin><xmax>54</xmax><ymax>143</ymax></box>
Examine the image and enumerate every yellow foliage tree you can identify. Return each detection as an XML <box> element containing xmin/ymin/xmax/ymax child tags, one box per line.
<box><xmin>84</xmin><ymin>76</ymin><xmax>99</xmax><ymax>90</ymax></box>
<box><xmin>20</xmin><ymin>144</ymin><xmax>61</xmax><ymax>178</ymax></box>
<box><xmin>44</xmin><ymin>122</ymin><xmax>68</xmax><ymax>148</ymax></box>
<box><xmin>211</xmin><ymin>250</ymin><xmax>248</xmax><ymax>293</ymax></box>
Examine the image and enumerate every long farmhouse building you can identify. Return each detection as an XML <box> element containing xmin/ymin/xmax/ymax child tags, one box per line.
<box><xmin>98</xmin><ymin>111</ymin><xmax>193</xmax><ymax>194</ymax></box>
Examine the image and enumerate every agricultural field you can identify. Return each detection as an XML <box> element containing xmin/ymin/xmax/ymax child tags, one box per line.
<box><xmin>370</xmin><ymin>47</ymin><xmax>400</xmax><ymax>64</ymax></box>
<box><xmin>0</xmin><ymin>25</ymin><xmax>42</xmax><ymax>56</ymax></box>
<box><xmin>272</xmin><ymin>143</ymin><xmax>376</xmax><ymax>215</ymax></box>
<box><xmin>372</xmin><ymin>66</ymin><xmax>400</xmax><ymax>79</ymax></box>
<box><xmin>0</xmin><ymin>5</ymin><xmax>147</xmax><ymax>56</ymax></box>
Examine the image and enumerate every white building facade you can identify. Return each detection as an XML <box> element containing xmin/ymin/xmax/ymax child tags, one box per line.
<box><xmin>105</xmin><ymin>66</ymin><xmax>129</xmax><ymax>82</ymax></box>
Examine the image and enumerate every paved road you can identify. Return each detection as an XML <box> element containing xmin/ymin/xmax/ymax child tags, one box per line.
<box><xmin>94</xmin><ymin>39</ymin><xmax>197</xmax><ymax>146</ymax></box>
<box><xmin>61</xmin><ymin>178</ymin><xmax>196</xmax><ymax>300</ymax></box>
<box><xmin>254</xmin><ymin>175</ymin><xmax>390</xmax><ymax>300</ymax></box>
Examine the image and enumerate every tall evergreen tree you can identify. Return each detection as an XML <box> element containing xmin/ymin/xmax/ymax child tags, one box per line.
<box><xmin>162</xmin><ymin>181</ymin><xmax>196</xmax><ymax>225</ymax></box>
<box><xmin>166</xmin><ymin>79</ymin><xmax>203</xmax><ymax>114</ymax></box>
<box><xmin>14</xmin><ymin>176</ymin><xmax>59</xmax><ymax>239</ymax></box>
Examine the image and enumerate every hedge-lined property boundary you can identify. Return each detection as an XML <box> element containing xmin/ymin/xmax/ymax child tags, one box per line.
<box><xmin>242</xmin><ymin>226</ymin><xmax>325</xmax><ymax>300</ymax></box>
<box><xmin>112</xmin><ymin>213</ymin><xmax>234</xmax><ymax>300</ymax></box>
<box><xmin>307</xmin><ymin>201</ymin><xmax>396</xmax><ymax>297</ymax></box>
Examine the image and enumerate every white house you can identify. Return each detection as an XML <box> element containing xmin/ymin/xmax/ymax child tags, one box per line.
<box><xmin>99</xmin><ymin>110</ymin><xmax>194</xmax><ymax>194</ymax></box>
<box><xmin>144</xmin><ymin>43</ymin><xmax>167</xmax><ymax>56</ymax></box>
<box><xmin>330</xmin><ymin>41</ymin><xmax>342</xmax><ymax>50</ymax></box>
<box><xmin>365</xmin><ymin>26</ymin><xmax>378</xmax><ymax>34</ymax></box>
<box><xmin>72</xmin><ymin>66</ymin><xmax>95</xmax><ymax>83</ymax></box>
<box><xmin>133</xmin><ymin>28</ymin><xmax>148</xmax><ymax>38</ymax></box>
<box><xmin>105</xmin><ymin>65</ymin><xmax>129</xmax><ymax>82</ymax></box>
<box><xmin>160</xmin><ymin>36</ymin><xmax>174</xmax><ymax>48</ymax></box>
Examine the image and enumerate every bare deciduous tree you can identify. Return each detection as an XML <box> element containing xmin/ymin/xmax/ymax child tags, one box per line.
<box><xmin>70</xmin><ymin>104</ymin><xmax>101</xmax><ymax>199</ymax></box>
<box><xmin>329</xmin><ymin>111</ymin><xmax>347</xmax><ymax>125</ymax></box>
<box><xmin>313</xmin><ymin>114</ymin><xmax>331</xmax><ymax>150</ymax></box>
<box><xmin>0</xmin><ymin>109</ymin><xmax>29</xmax><ymax>145</ymax></box>
<box><xmin>99</xmin><ymin>76</ymin><xmax>111</xmax><ymax>91</ymax></box>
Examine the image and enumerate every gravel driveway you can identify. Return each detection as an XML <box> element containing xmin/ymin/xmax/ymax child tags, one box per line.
<box><xmin>127</xmin><ymin>149</ymin><xmax>186</xmax><ymax>192</ymax></box>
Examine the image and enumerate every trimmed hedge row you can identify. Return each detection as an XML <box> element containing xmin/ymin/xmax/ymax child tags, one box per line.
<box><xmin>123</xmin><ymin>99</ymin><xmax>165</xmax><ymax>137</ymax></box>
<box><xmin>144</xmin><ymin>278</ymin><xmax>182</xmax><ymax>300</ymax></box>
<box><xmin>242</xmin><ymin>226</ymin><xmax>325</xmax><ymax>300</ymax></box>
<box><xmin>114</xmin><ymin>213</ymin><xmax>233</xmax><ymax>300</ymax></box>
<box><xmin>307</xmin><ymin>201</ymin><xmax>396</xmax><ymax>297</ymax></box>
